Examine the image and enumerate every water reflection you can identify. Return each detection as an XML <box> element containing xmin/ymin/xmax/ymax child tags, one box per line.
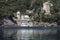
<box><xmin>17</xmin><ymin>29</ymin><xmax>33</xmax><ymax>40</ymax></box>
<box><xmin>16</xmin><ymin>29</ymin><xmax>57</xmax><ymax>40</ymax></box>
<box><xmin>3</xmin><ymin>27</ymin><xmax>60</xmax><ymax>40</ymax></box>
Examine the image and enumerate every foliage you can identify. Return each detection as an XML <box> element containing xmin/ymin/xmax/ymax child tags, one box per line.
<box><xmin>0</xmin><ymin>0</ymin><xmax>60</xmax><ymax>24</ymax></box>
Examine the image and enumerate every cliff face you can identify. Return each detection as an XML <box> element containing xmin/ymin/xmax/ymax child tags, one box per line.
<box><xmin>0</xmin><ymin>15</ymin><xmax>17</xmax><ymax>26</ymax></box>
<box><xmin>3</xmin><ymin>15</ymin><xmax>17</xmax><ymax>26</ymax></box>
<box><xmin>3</xmin><ymin>19</ymin><xmax>15</xmax><ymax>26</ymax></box>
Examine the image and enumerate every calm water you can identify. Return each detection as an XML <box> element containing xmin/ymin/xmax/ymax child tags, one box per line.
<box><xmin>17</xmin><ymin>29</ymin><xmax>57</xmax><ymax>40</ymax></box>
<box><xmin>3</xmin><ymin>26</ymin><xmax>60</xmax><ymax>40</ymax></box>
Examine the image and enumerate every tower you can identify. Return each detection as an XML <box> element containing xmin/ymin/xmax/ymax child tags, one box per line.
<box><xmin>17</xmin><ymin>11</ymin><xmax>20</xmax><ymax>19</ymax></box>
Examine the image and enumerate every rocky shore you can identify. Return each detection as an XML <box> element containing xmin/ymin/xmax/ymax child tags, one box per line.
<box><xmin>0</xmin><ymin>18</ymin><xmax>57</xmax><ymax>27</ymax></box>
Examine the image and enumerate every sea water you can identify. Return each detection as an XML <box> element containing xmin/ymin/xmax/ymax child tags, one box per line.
<box><xmin>2</xmin><ymin>26</ymin><xmax>60</xmax><ymax>40</ymax></box>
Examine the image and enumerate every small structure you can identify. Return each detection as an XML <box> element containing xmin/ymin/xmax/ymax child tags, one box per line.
<box><xmin>21</xmin><ymin>15</ymin><xmax>30</xmax><ymax>20</ymax></box>
<box><xmin>43</xmin><ymin>1</ymin><xmax>53</xmax><ymax>15</ymax></box>
<box><xmin>16</xmin><ymin>11</ymin><xmax>33</xmax><ymax>27</ymax></box>
<box><xmin>17</xmin><ymin>11</ymin><xmax>21</xmax><ymax>19</ymax></box>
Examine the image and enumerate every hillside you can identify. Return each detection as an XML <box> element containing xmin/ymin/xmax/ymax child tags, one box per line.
<box><xmin>0</xmin><ymin>0</ymin><xmax>60</xmax><ymax>25</ymax></box>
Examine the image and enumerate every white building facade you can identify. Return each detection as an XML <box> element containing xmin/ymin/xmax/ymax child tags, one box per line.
<box><xmin>16</xmin><ymin>11</ymin><xmax>33</xmax><ymax>27</ymax></box>
<box><xmin>17</xmin><ymin>11</ymin><xmax>21</xmax><ymax>19</ymax></box>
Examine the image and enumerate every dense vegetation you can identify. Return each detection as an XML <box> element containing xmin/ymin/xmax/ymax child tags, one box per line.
<box><xmin>0</xmin><ymin>0</ymin><xmax>60</xmax><ymax>25</ymax></box>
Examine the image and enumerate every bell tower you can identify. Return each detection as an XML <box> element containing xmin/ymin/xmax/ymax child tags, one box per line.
<box><xmin>17</xmin><ymin>11</ymin><xmax>20</xmax><ymax>19</ymax></box>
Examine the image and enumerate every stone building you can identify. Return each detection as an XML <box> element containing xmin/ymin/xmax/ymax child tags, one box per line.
<box><xmin>15</xmin><ymin>11</ymin><xmax>33</xmax><ymax>27</ymax></box>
